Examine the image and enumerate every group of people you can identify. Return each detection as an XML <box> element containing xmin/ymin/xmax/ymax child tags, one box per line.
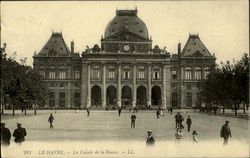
<box><xmin>1</xmin><ymin>109</ymin><xmax>232</xmax><ymax>147</ymax></box>
<box><xmin>1</xmin><ymin>122</ymin><xmax>27</xmax><ymax>146</ymax></box>
<box><xmin>146</xmin><ymin>111</ymin><xmax>232</xmax><ymax>146</ymax></box>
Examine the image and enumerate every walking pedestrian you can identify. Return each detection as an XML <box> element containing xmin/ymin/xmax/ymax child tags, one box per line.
<box><xmin>170</xmin><ymin>107</ymin><xmax>173</xmax><ymax>114</ymax></box>
<box><xmin>48</xmin><ymin>114</ymin><xmax>54</xmax><ymax>129</ymax></box>
<box><xmin>186</xmin><ymin>115</ymin><xmax>192</xmax><ymax>132</ymax></box>
<box><xmin>220</xmin><ymin>120</ymin><xmax>232</xmax><ymax>145</ymax></box>
<box><xmin>146</xmin><ymin>130</ymin><xmax>155</xmax><ymax>146</ymax></box>
<box><xmin>156</xmin><ymin>109</ymin><xmax>160</xmax><ymax>119</ymax></box>
<box><xmin>179</xmin><ymin>113</ymin><xmax>184</xmax><ymax>129</ymax></box>
<box><xmin>118</xmin><ymin>108</ymin><xmax>121</xmax><ymax>116</ymax></box>
<box><xmin>192</xmin><ymin>130</ymin><xmax>198</xmax><ymax>144</ymax></box>
<box><xmin>13</xmin><ymin>123</ymin><xmax>27</xmax><ymax>144</ymax></box>
<box><xmin>131</xmin><ymin>112</ymin><xmax>136</xmax><ymax>128</ymax></box>
<box><xmin>175</xmin><ymin>113</ymin><xmax>179</xmax><ymax>128</ymax></box>
<box><xmin>87</xmin><ymin>108</ymin><xmax>90</xmax><ymax>116</ymax></box>
<box><xmin>1</xmin><ymin>122</ymin><xmax>11</xmax><ymax>146</ymax></box>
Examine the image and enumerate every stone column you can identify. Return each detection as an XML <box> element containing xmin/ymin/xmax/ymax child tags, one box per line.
<box><xmin>67</xmin><ymin>66</ymin><xmax>71</xmax><ymax>108</ymax></box>
<box><xmin>180</xmin><ymin>66</ymin><xmax>185</xmax><ymax>108</ymax></box>
<box><xmin>192</xmin><ymin>91</ymin><xmax>196</xmax><ymax>107</ymax></box>
<box><xmin>132</xmin><ymin>64</ymin><xmax>137</xmax><ymax>107</ymax></box>
<box><xmin>147</xmin><ymin>64</ymin><xmax>151</xmax><ymax>106</ymax></box>
<box><xmin>162</xmin><ymin>64</ymin><xmax>167</xmax><ymax>109</ymax></box>
<box><xmin>68</xmin><ymin>82</ymin><xmax>71</xmax><ymax>108</ymax></box>
<box><xmin>117</xmin><ymin>64</ymin><xmax>122</xmax><ymax>107</ymax></box>
<box><xmin>87</xmin><ymin>64</ymin><xmax>91</xmax><ymax>107</ymax></box>
<box><xmin>165</xmin><ymin>64</ymin><xmax>171</xmax><ymax>109</ymax></box>
<box><xmin>102</xmin><ymin>64</ymin><xmax>106</xmax><ymax>107</ymax></box>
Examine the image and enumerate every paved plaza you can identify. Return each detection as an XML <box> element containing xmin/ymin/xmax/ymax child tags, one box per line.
<box><xmin>1</xmin><ymin>109</ymin><xmax>250</xmax><ymax>157</ymax></box>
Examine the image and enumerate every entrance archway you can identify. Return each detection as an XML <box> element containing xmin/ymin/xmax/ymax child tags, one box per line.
<box><xmin>122</xmin><ymin>86</ymin><xmax>132</xmax><ymax>106</ymax></box>
<box><xmin>137</xmin><ymin>86</ymin><xmax>147</xmax><ymax>106</ymax></box>
<box><xmin>151</xmin><ymin>86</ymin><xmax>161</xmax><ymax>106</ymax></box>
<box><xmin>106</xmin><ymin>86</ymin><xmax>116</xmax><ymax>106</ymax></box>
<box><xmin>91</xmin><ymin>86</ymin><xmax>101</xmax><ymax>106</ymax></box>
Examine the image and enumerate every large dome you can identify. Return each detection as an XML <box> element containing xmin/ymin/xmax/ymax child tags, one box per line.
<box><xmin>104</xmin><ymin>10</ymin><xmax>149</xmax><ymax>39</ymax></box>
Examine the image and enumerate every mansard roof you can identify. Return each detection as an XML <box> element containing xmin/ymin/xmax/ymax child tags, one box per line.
<box><xmin>37</xmin><ymin>32</ymin><xmax>70</xmax><ymax>56</ymax></box>
<box><xmin>181</xmin><ymin>34</ymin><xmax>213</xmax><ymax>57</ymax></box>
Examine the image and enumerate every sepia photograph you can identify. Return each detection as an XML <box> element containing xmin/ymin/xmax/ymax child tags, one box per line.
<box><xmin>1</xmin><ymin>0</ymin><xmax>249</xmax><ymax>157</ymax></box>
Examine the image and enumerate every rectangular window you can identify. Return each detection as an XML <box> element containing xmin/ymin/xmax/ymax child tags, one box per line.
<box><xmin>59</xmin><ymin>100</ymin><xmax>65</xmax><ymax>107</ymax></box>
<box><xmin>108</xmin><ymin>70</ymin><xmax>115</xmax><ymax>79</ymax></box>
<box><xmin>60</xmin><ymin>83</ymin><xmax>64</xmax><ymax>89</ymax></box>
<box><xmin>75</xmin><ymin>83</ymin><xmax>80</xmax><ymax>90</ymax></box>
<box><xmin>40</xmin><ymin>70</ymin><xmax>46</xmax><ymax>78</ymax></box>
<box><xmin>59</xmin><ymin>92</ymin><xmax>65</xmax><ymax>99</ymax></box>
<box><xmin>172</xmin><ymin>84</ymin><xmax>177</xmax><ymax>90</ymax></box>
<box><xmin>172</xmin><ymin>70</ymin><xmax>177</xmax><ymax>79</ymax></box>
<box><xmin>153</xmin><ymin>71</ymin><xmax>160</xmax><ymax>79</ymax></box>
<box><xmin>187</xmin><ymin>84</ymin><xmax>191</xmax><ymax>90</ymax></box>
<box><xmin>196</xmin><ymin>93</ymin><xmax>201</xmax><ymax>107</ymax></box>
<box><xmin>185</xmin><ymin>71</ymin><xmax>192</xmax><ymax>79</ymax></box>
<box><xmin>49</xmin><ymin>92</ymin><xmax>55</xmax><ymax>107</ymax></box>
<box><xmin>59</xmin><ymin>92</ymin><xmax>65</xmax><ymax>107</ymax></box>
<box><xmin>138</xmin><ymin>71</ymin><xmax>145</xmax><ymax>79</ymax></box>
<box><xmin>49</xmin><ymin>71</ymin><xmax>56</xmax><ymax>79</ymax></box>
<box><xmin>59</xmin><ymin>71</ymin><xmax>66</xmax><ymax>79</ymax></box>
<box><xmin>74</xmin><ymin>92</ymin><xmax>80</xmax><ymax>107</ymax></box>
<box><xmin>49</xmin><ymin>100</ymin><xmax>55</xmax><ymax>107</ymax></box>
<box><xmin>75</xmin><ymin>70</ymin><xmax>80</xmax><ymax>79</ymax></box>
<box><xmin>91</xmin><ymin>70</ymin><xmax>100</xmax><ymax>79</ymax></box>
<box><xmin>172</xmin><ymin>92</ymin><xmax>178</xmax><ymax>107</ymax></box>
<box><xmin>186</xmin><ymin>92</ymin><xmax>192</xmax><ymax>107</ymax></box>
<box><xmin>123</xmin><ymin>71</ymin><xmax>130</xmax><ymax>79</ymax></box>
<box><xmin>49</xmin><ymin>82</ymin><xmax>55</xmax><ymax>89</ymax></box>
<box><xmin>195</xmin><ymin>71</ymin><xmax>202</xmax><ymax>80</ymax></box>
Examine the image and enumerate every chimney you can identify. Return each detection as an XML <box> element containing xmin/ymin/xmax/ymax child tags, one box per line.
<box><xmin>178</xmin><ymin>42</ymin><xmax>181</xmax><ymax>56</ymax></box>
<box><xmin>71</xmin><ymin>40</ymin><xmax>74</xmax><ymax>53</ymax></box>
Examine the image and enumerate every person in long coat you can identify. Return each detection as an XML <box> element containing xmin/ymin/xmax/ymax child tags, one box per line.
<box><xmin>1</xmin><ymin>122</ymin><xmax>11</xmax><ymax>146</ymax></box>
<box><xmin>156</xmin><ymin>109</ymin><xmax>160</xmax><ymax>119</ymax></box>
<box><xmin>220</xmin><ymin>120</ymin><xmax>232</xmax><ymax>145</ymax></box>
<box><xmin>131</xmin><ymin>113</ymin><xmax>136</xmax><ymax>128</ymax></box>
<box><xmin>186</xmin><ymin>115</ymin><xmax>192</xmax><ymax>132</ymax></box>
<box><xmin>13</xmin><ymin>123</ymin><xmax>27</xmax><ymax>144</ymax></box>
<box><xmin>146</xmin><ymin>130</ymin><xmax>155</xmax><ymax>146</ymax></box>
<box><xmin>118</xmin><ymin>108</ymin><xmax>121</xmax><ymax>116</ymax></box>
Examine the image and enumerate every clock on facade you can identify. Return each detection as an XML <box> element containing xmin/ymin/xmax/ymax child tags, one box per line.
<box><xmin>123</xmin><ymin>45</ymin><xmax>130</xmax><ymax>51</ymax></box>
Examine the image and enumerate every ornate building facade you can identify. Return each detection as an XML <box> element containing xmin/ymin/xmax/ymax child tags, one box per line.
<box><xmin>33</xmin><ymin>9</ymin><xmax>216</xmax><ymax>109</ymax></box>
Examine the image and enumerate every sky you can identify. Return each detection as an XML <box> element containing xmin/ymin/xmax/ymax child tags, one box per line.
<box><xmin>1</xmin><ymin>1</ymin><xmax>249</xmax><ymax>66</ymax></box>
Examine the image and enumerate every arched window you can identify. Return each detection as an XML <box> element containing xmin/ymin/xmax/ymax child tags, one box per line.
<box><xmin>195</xmin><ymin>67</ymin><xmax>202</xmax><ymax>80</ymax></box>
<box><xmin>185</xmin><ymin>67</ymin><xmax>192</xmax><ymax>79</ymax></box>
<box><xmin>204</xmin><ymin>67</ymin><xmax>210</xmax><ymax>79</ymax></box>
